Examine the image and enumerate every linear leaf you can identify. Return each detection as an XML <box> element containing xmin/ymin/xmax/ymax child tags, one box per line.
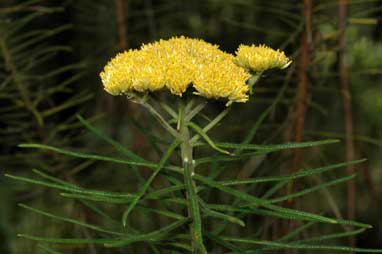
<box><xmin>19</xmin><ymin>204</ymin><xmax>124</xmax><ymax>236</ymax></box>
<box><xmin>139</xmin><ymin>206</ymin><xmax>186</xmax><ymax>220</ymax></box>
<box><xmin>193</xmin><ymin>174</ymin><xmax>371</xmax><ymax>227</ymax></box>
<box><xmin>32</xmin><ymin>169</ymin><xmax>78</xmax><ymax>188</ymax></box>
<box><xmin>205</xmin><ymin>233</ymin><xmax>245</xmax><ymax>253</ymax></box>
<box><xmin>104</xmin><ymin>218</ymin><xmax>189</xmax><ymax>247</ymax></box>
<box><xmin>198</xmin><ymin>197</ymin><xmax>245</xmax><ymax>227</ymax></box>
<box><xmin>122</xmin><ymin>140</ymin><xmax>180</xmax><ymax>226</ymax></box>
<box><xmin>202</xmin><ymin>205</ymin><xmax>245</xmax><ymax>227</ymax></box>
<box><xmin>5</xmin><ymin>173</ymin><xmax>135</xmax><ymax>199</ymax></box>
<box><xmin>219</xmin><ymin>159</ymin><xmax>366</xmax><ymax>186</ymax></box>
<box><xmin>277</xmin><ymin>221</ymin><xmax>316</xmax><ymax>242</ymax></box>
<box><xmin>296</xmin><ymin>228</ymin><xmax>366</xmax><ymax>244</ymax></box>
<box><xmin>77</xmin><ymin>115</ymin><xmax>146</xmax><ymax>163</ymax></box>
<box><xmin>195</xmin><ymin>150</ymin><xmax>271</xmax><ymax>166</ymax></box>
<box><xmin>38</xmin><ymin>245</ymin><xmax>67</xmax><ymax>254</ymax></box>
<box><xmin>18</xmin><ymin>143</ymin><xmax>157</xmax><ymax>168</ymax></box>
<box><xmin>17</xmin><ymin>234</ymin><xmax>116</xmax><ymax>245</ymax></box>
<box><xmin>267</xmin><ymin>174</ymin><xmax>355</xmax><ymax>203</ymax></box>
<box><xmin>145</xmin><ymin>185</ymin><xmax>185</xmax><ymax>200</ymax></box>
<box><xmin>216</xmin><ymin>139</ymin><xmax>339</xmax><ymax>151</ymax></box>
<box><xmin>234</xmin><ymin>75</ymin><xmax>288</xmax><ymax>154</ymax></box>
<box><xmin>249</xmin><ymin>208</ymin><xmax>371</xmax><ymax>229</ymax></box>
<box><xmin>190</xmin><ymin>107</ymin><xmax>231</xmax><ymax>144</ymax></box>
<box><xmin>60</xmin><ymin>193</ymin><xmax>132</xmax><ymax>204</ymax></box>
<box><xmin>222</xmin><ymin>236</ymin><xmax>382</xmax><ymax>253</ymax></box>
<box><xmin>187</xmin><ymin>122</ymin><xmax>230</xmax><ymax>155</ymax></box>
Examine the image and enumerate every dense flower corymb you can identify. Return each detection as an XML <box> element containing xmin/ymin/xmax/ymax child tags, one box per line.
<box><xmin>234</xmin><ymin>44</ymin><xmax>291</xmax><ymax>72</ymax></box>
<box><xmin>100</xmin><ymin>36</ymin><xmax>251</xmax><ymax>103</ymax></box>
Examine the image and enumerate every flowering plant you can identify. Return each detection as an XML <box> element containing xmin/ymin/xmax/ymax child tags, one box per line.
<box><xmin>7</xmin><ymin>36</ymin><xmax>380</xmax><ymax>254</ymax></box>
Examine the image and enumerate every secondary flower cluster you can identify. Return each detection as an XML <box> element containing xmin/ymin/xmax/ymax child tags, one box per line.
<box><xmin>234</xmin><ymin>44</ymin><xmax>291</xmax><ymax>72</ymax></box>
<box><xmin>100</xmin><ymin>36</ymin><xmax>290</xmax><ymax>104</ymax></box>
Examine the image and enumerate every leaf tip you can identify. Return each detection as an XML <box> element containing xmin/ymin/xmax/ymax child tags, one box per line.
<box><xmin>4</xmin><ymin>173</ymin><xmax>14</xmax><ymax>179</ymax></box>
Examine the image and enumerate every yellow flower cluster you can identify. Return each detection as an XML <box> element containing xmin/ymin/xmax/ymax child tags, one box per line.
<box><xmin>234</xmin><ymin>44</ymin><xmax>291</xmax><ymax>72</ymax></box>
<box><xmin>100</xmin><ymin>36</ymin><xmax>291</xmax><ymax>104</ymax></box>
<box><xmin>100</xmin><ymin>36</ymin><xmax>250</xmax><ymax>103</ymax></box>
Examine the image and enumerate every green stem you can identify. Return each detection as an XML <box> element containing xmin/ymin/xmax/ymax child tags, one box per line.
<box><xmin>178</xmin><ymin>101</ymin><xmax>207</xmax><ymax>254</ymax></box>
<box><xmin>130</xmin><ymin>95</ymin><xmax>182</xmax><ymax>140</ymax></box>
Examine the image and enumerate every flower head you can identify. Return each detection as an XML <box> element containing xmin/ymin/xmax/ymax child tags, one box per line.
<box><xmin>100</xmin><ymin>36</ymin><xmax>250</xmax><ymax>104</ymax></box>
<box><xmin>234</xmin><ymin>44</ymin><xmax>291</xmax><ymax>72</ymax></box>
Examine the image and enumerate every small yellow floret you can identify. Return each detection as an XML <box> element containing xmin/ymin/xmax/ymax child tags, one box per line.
<box><xmin>100</xmin><ymin>36</ymin><xmax>250</xmax><ymax>104</ymax></box>
<box><xmin>234</xmin><ymin>44</ymin><xmax>291</xmax><ymax>72</ymax></box>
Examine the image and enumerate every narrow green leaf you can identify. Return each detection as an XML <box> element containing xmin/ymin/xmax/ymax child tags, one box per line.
<box><xmin>203</xmin><ymin>206</ymin><xmax>245</xmax><ymax>227</ymax></box>
<box><xmin>249</xmin><ymin>208</ymin><xmax>332</xmax><ymax>224</ymax></box>
<box><xmin>267</xmin><ymin>174</ymin><xmax>356</xmax><ymax>203</ymax></box>
<box><xmin>205</xmin><ymin>233</ymin><xmax>245</xmax><ymax>253</ymax></box>
<box><xmin>19</xmin><ymin>204</ymin><xmax>124</xmax><ymax>236</ymax></box>
<box><xmin>139</xmin><ymin>206</ymin><xmax>186</xmax><ymax>220</ymax></box>
<box><xmin>160</xmin><ymin>101</ymin><xmax>178</xmax><ymax>119</ymax></box>
<box><xmin>32</xmin><ymin>168</ymin><xmax>77</xmax><ymax>187</ymax></box>
<box><xmin>122</xmin><ymin>140</ymin><xmax>180</xmax><ymax>227</ymax></box>
<box><xmin>38</xmin><ymin>245</ymin><xmax>67</xmax><ymax>254</ymax></box>
<box><xmin>184</xmin><ymin>101</ymin><xmax>207</xmax><ymax>122</ymax></box>
<box><xmin>235</xmin><ymin>77</ymin><xmax>288</xmax><ymax>154</ymax></box>
<box><xmin>60</xmin><ymin>192</ymin><xmax>132</xmax><ymax>204</ymax></box>
<box><xmin>41</xmin><ymin>93</ymin><xmax>93</xmax><ymax>117</ymax></box>
<box><xmin>77</xmin><ymin>115</ymin><xmax>146</xmax><ymax>163</ymax></box>
<box><xmin>199</xmin><ymin>198</ymin><xmax>245</xmax><ymax>227</ymax></box>
<box><xmin>217</xmin><ymin>139</ymin><xmax>339</xmax><ymax>151</ymax></box>
<box><xmin>262</xmin><ymin>179</ymin><xmax>289</xmax><ymax>199</ymax></box>
<box><xmin>222</xmin><ymin>236</ymin><xmax>382</xmax><ymax>253</ymax></box>
<box><xmin>5</xmin><ymin>173</ymin><xmax>135</xmax><ymax>199</ymax></box>
<box><xmin>196</xmin><ymin>150</ymin><xmax>271</xmax><ymax>166</ymax></box>
<box><xmin>138</xmin><ymin>98</ymin><xmax>182</xmax><ymax>140</ymax></box>
<box><xmin>194</xmin><ymin>174</ymin><xmax>365</xmax><ymax>226</ymax></box>
<box><xmin>105</xmin><ymin>218</ymin><xmax>189</xmax><ymax>247</ymax></box>
<box><xmin>277</xmin><ymin>221</ymin><xmax>316</xmax><ymax>242</ymax></box>
<box><xmin>13</xmin><ymin>25</ymin><xmax>71</xmax><ymax>55</ymax></box>
<box><xmin>219</xmin><ymin>159</ymin><xmax>366</xmax><ymax>186</ymax></box>
<box><xmin>296</xmin><ymin>228</ymin><xmax>366</xmax><ymax>244</ymax></box>
<box><xmin>64</xmin><ymin>184</ymin><xmax>182</xmax><ymax>207</ymax></box>
<box><xmin>186</xmin><ymin>122</ymin><xmax>230</xmax><ymax>155</ymax></box>
<box><xmin>250</xmin><ymin>207</ymin><xmax>371</xmax><ymax>229</ymax></box>
<box><xmin>207</xmin><ymin>204</ymin><xmax>250</xmax><ymax>214</ymax></box>
<box><xmin>17</xmin><ymin>234</ymin><xmax>116</xmax><ymax>245</ymax></box>
<box><xmin>190</xmin><ymin>107</ymin><xmax>231</xmax><ymax>143</ymax></box>
<box><xmin>166</xmin><ymin>242</ymin><xmax>192</xmax><ymax>251</ymax></box>
<box><xmin>145</xmin><ymin>184</ymin><xmax>185</xmax><ymax>200</ymax></box>
<box><xmin>18</xmin><ymin>143</ymin><xmax>157</xmax><ymax>168</ymax></box>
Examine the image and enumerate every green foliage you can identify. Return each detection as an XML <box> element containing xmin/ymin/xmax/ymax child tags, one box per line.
<box><xmin>0</xmin><ymin>1</ymin><xmax>90</xmax><ymax>155</ymax></box>
<box><xmin>0</xmin><ymin>1</ymin><xmax>91</xmax><ymax>253</ymax></box>
<box><xmin>6</xmin><ymin>93</ymin><xmax>382</xmax><ymax>253</ymax></box>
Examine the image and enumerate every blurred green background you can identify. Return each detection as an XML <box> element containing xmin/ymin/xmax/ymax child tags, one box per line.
<box><xmin>1</xmin><ymin>0</ymin><xmax>381</xmax><ymax>253</ymax></box>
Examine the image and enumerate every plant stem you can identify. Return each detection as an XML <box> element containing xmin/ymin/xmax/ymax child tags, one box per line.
<box><xmin>178</xmin><ymin>101</ymin><xmax>207</xmax><ymax>254</ymax></box>
<box><xmin>114</xmin><ymin>0</ymin><xmax>128</xmax><ymax>50</ymax></box>
<box><xmin>338</xmin><ymin>0</ymin><xmax>356</xmax><ymax>249</ymax></box>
